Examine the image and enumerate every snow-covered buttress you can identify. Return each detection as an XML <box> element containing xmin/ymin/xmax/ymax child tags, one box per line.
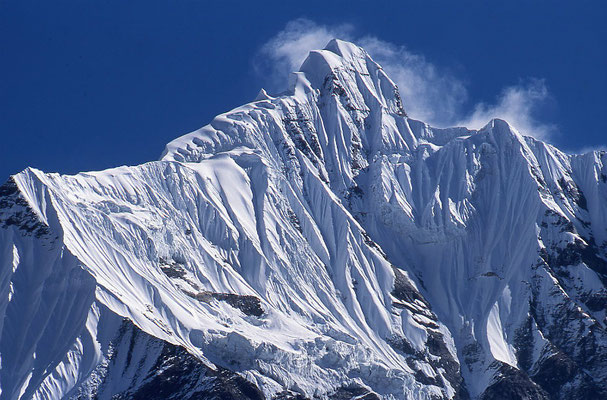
<box><xmin>1</xmin><ymin>39</ymin><xmax>606</xmax><ymax>400</ymax></box>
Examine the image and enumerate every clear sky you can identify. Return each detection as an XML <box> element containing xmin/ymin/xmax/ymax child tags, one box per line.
<box><xmin>1</xmin><ymin>1</ymin><xmax>606</xmax><ymax>182</ymax></box>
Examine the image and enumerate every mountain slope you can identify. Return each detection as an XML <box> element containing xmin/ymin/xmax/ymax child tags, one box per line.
<box><xmin>1</xmin><ymin>39</ymin><xmax>606</xmax><ymax>399</ymax></box>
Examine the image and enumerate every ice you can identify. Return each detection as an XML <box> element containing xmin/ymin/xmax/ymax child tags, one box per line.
<box><xmin>1</xmin><ymin>39</ymin><xmax>606</xmax><ymax>399</ymax></box>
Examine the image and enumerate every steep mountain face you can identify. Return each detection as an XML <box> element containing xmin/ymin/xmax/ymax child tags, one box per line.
<box><xmin>1</xmin><ymin>39</ymin><xmax>606</xmax><ymax>400</ymax></box>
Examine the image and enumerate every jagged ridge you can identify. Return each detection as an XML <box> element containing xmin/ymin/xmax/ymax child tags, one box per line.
<box><xmin>1</xmin><ymin>39</ymin><xmax>606</xmax><ymax>400</ymax></box>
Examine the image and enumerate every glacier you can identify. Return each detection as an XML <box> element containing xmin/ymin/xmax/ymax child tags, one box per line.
<box><xmin>1</xmin><ymin>39</ymin><xmax>606</xmax><ymax>399</ymax></box>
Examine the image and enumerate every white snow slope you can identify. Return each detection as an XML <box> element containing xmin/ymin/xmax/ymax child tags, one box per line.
<box><xmin>1</xmin><ymin>40</ymin><xmax>606</xmax><ymax>400</ymax></box>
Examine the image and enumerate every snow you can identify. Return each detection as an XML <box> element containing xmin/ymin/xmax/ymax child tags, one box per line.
<box><xmin>1</xmin><ymin>39</ymin><xmax>607</xmax><ymax>399</ymax></box>
<box><xmin>485</xmin><ymin>299</ymin><xmax>516</xmax><ymax>367</ymax></box>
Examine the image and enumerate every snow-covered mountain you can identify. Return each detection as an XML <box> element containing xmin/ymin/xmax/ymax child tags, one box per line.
<box><xmin>1</xmin><ymin>39</ymin><xmax>606</xmax><ymax>400</ymax></box>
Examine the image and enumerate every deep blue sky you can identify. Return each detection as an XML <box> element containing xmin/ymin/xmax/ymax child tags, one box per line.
<box><xmin>1</xmin><ymin>1</ymin><xmax>606</xmax><ymax>182</ymax></box>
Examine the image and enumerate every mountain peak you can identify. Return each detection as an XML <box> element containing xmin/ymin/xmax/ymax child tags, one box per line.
<box><xmin>324</xmin><ymin>38</ymin><xmax>359</xmax><ymax>55</ymax></box>
<box><xmin>5</xmin><ymin>39</ymin><xmax>607</xmax><ymax>400</ymax></box>
<box><xmin>299</xmin><ymin>38</ymin><xmax>369</xmax><ymax>78</ymax></box>
<box><xmin>297</xmin><ymin>39</ymin><xmax>406</xmax><ymax>116</ymax></box>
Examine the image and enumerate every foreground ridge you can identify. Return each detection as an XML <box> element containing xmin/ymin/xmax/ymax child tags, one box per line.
<box><xmin>1</xmin><ymin>39</ymin><xmax>606</xmax><ymax>400</ymax></box>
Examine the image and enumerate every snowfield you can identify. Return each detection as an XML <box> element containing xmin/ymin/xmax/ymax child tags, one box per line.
<box><xmin>1</xmin><ymin>39</ymin><xmax>606</xmax><ymax>399</ymax></box>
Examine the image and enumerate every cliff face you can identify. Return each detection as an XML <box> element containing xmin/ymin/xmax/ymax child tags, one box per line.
<box><xmin>1</xmin><ymin>39</ymin><xmax>606</xmax><ymax>399</ymax></box>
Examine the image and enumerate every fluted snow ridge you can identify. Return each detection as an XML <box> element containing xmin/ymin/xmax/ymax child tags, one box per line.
<box><xmin>1</xmin><ymin>39</ymin><xmax>607</xmax><ymax>400</ymax></box>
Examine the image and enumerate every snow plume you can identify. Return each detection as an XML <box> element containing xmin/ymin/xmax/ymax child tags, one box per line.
<box><xmin>457</xmin><ymin>78</ymin><xmax>555</xmax><ymax>140</ymax></box>
<box><xmin>574</xmin><ymin>145</ymin><xmax>607</xmax><ymax>155</ymax></box>
<box><xmin>257</xmin><ymin>19</ymin><xmax>555</xmax><ymax>139</ymax></box>
<box><xmin>356</xmin><ymin>36</ymin><xmax>467</xmax><ymax>127</ymax></box>
<box><xmin>256</xmin><ymin>19</ymin><xmax>353</xmax><ymax>91</ymax></box>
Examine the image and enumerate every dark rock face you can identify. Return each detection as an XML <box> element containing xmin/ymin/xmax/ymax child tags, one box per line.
<box><xmin>392</xmin><ymin>267</ymin><xmax>431</xmax><ymax>309</ymax></box>
<box><xmin>528</xmin><ymin>242</ymin><xmax>607</xmax><ymax>400</ymax></box>
<box><xmin>272</xmin><ymin>385</ymin><xmax>380</xmax><ymax>400</ymax></box>
<box><xmin>158</xmin><ymin>259</ymin><xmax>264</xmax><ymax>317</ymax></box>
<box><xmin>74</xmin><ymin>319</ymin><xmax>264</xmax><ymax>400</ymax></box>
<box><xmin>390</xmin><ymin>267</ymin><xmax>470</xmax><ymax>400</ymax></box>
<box><xmin>481</xmin><ymin>363</ymin><xmax>549</xmax><ymax>400</ymax></box>
<box><xmin>127</xmin><ymin>352</ymin><xmax>264</xmax><ymax>400</ymax></box>
<box><xmin>159</xmin><ymin>260</ymin><xmax>189</xmax><ymax>280</ymax></box>
<box><xmin>186</xmin><ymin>290</ymin><xmax>264</xmax><ymax>317</ymax></box>
<box><xmin>328</xmin><ymin>385</ymin><xmax>381</xmax><ymax>400</ymax></box>
<box><xmin>583</xmin><ymin>289</ymin><xmax>607</xmax><ymax>312</ymax></box>
<box><xmin>545</xmin><ymin>348</ymin><xmax>605</xmax><ymax>398</ymax></box>
<box><xmin>0</xmin><ymin>177</ymin><xmax>51</xmax><ymax>238</ymax></box>
<box><xmin>272</xmin><ymin>390</ymin><xmax>309</xmax><ymax>400</ymax></box>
